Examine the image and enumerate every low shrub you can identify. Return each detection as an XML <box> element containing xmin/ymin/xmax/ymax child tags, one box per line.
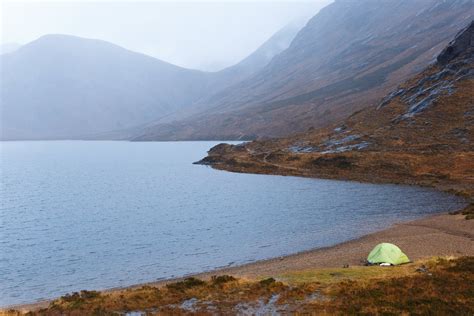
<box><xmin>211</xmin><ymin>275</ymin><xmax>236</xmax><ymax>285</ymax></box>
<box><xmin>166</xmin><ymin>277</ymin><xmax>205</xmax><ymax>291</ymax></box>
<box><xmin>259</xmin><ymin>277</ymin><xmax>276</xmax><ymax>286</ymax></box>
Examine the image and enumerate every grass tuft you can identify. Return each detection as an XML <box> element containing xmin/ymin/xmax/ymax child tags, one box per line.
<box><xmin>165</xmin><ymin>277</ymin><xmax>206</xmax><ymax>291</ymax></box>
<box><xmin>259</xmin><ymin>277</ymin><xmax>276</xmax><ymax>286</ymax></box>
<box><xmin>211</xmin><ymin>275</ymin><xmax>236</xmax><ymax>285</ymax></box>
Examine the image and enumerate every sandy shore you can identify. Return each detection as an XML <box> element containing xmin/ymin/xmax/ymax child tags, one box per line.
<box><xmin>200</xmin><ymin>213</ymin><xmax>474</xmax><ymax>278</ymax></box>
<box><xmin>6</xmin><ymin>211</ymin><xmax>473</xmax><ymax>313</ymax></box>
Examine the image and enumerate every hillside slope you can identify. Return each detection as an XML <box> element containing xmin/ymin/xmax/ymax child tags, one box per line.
<box><xmin>210</xmin><ymin>21</ymin><xmax>305</xmax><ymax>93</ymax></box>
<box><xmin>198</xmin><ymin>20</ymin><xmax>474</xmax><ymax>195</ymax></box>
<box><xmin>137</xmin><ymin>0</ymin><xmax>474</xmax><ymax>141</ymax></box>
<box><xmin>131</xmin><ymin>21</ymin><xmax>305</xmax><ymax>131</ymax></box>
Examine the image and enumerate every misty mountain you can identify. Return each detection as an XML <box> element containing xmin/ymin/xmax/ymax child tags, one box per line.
<box><xmin>0</xmin><ymin>43</ymin><xmax>21</xmax><ymax>55</ymax></box>
<box><xmin>0</xmin><ymin>34</ymin><xmax>213</xmax><ymax>140</ymax></box>
<box><xmin>126</xmin><ymin>20</ymin><xmax>305</xmax><ymax>129</ymax></box>
<box><xmin>136</xmin><ymin>0</ymin><xmax>474</xmax><ymax>141</ymax></box>
<box><xmin>0</xmin><ymin>20</ymin><xmax>303</xmax><ymax>140</ymax></box>
<box><xmin>213</xmin><ymin>20</ymin><xmax>305</xmax><ymax>89</ymax></box>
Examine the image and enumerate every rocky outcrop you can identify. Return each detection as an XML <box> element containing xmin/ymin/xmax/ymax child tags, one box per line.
<box><xmin>437</xmin><ymin>20</ymin><xmax>474</xmax><ymax>65</ymax></box>
<box><xmin>194</xmin><ymin>143</ymin><xmax>245</xmax><ymax>165</ymax></box>
<box><xmin>378</xmin><ymin>20</ymin><xmax>474</xmax><ymax>120</ymax></box>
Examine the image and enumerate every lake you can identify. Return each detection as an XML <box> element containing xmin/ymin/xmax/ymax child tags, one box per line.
<box><xmin>0</xmin><ymin>141</ymin><xmax>466</xmax><ymax>306</ymax></box>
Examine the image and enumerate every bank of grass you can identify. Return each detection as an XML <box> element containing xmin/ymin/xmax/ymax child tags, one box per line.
<box><xmin>3</xmin><ymin>256</ymin><xmax>473</xmax><ymax>315</ymax></box>
<box><xmin>276</xmin><ymin>262</ymin><xmax>416</xmax><ymax>285</ymax></box>
<box><xmin>323</xmin><ymin>256</ymin><xmax>474</xmax><ymax>315</ymax></box>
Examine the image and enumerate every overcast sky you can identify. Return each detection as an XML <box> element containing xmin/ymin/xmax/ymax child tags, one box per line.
<box><xmin>1</xmin><ymin>0</ymin><xmax>331</xmax><ymax>71</ymax></box>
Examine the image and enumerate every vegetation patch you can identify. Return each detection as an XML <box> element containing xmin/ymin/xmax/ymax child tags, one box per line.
<box><xmin>210</xmin><ymin>275</ymin><xmax>236</xmax><ymax>285</ymax></box>
<box><xmin>322</xmin><ymin>257</ymin><xmax>474</xmax><ymax>315</ymax></box>
<box><xmin>165</xmin><ymin>277</ymin><xmax>206</xmax><ymax>291</ymax></box>
<box><xmin>311</xmin><ymin>155</ymin><xmax>353</xmax><ymax>169</ymax></box>
<box><xmin>5</xmin><ymin>257</ymin><xmax>472</xmax><ymax>315</ymax></box>
<box><xmin>277</xmin><ymin>264</ymin><xmax>413</xmax><ymax>285</ymax></box>
<box><xmin>258</xmin><ymin>277</ymin><xmax>276</xmax><ymax>287</ymax></box>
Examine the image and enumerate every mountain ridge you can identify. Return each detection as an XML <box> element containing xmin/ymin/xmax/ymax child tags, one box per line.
<box><xmin>0</xmin><ymin>42</ymin><xmax>21</xmax><ymax>55</ymax></box>
<box><xmin>0</xmin><ymin>22</ymin><xmax>303</xmax><ymax>140</ymax></box>
<box><xmin>136</xmin><ymin>0</ymin><xmax>474</xmax><ymax>141</ymax></box>
<box><xmin>0</xmin><ymin>34</ymin><xmax>211</xmax><ymax>140</ymax></box>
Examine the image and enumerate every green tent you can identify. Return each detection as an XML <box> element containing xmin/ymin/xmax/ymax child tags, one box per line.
<box><xmin>367</xmin><ymin>243</ymin><xmax>410</xmax><ymax>265</ymax></box>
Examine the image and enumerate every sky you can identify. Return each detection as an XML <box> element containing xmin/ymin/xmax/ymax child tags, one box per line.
<box><xmin>1</xmin><ymin>0</ymin><xmax>331</xmax><ymax>71</ymax></box>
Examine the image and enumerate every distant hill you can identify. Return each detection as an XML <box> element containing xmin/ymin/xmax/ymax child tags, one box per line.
<box><xmin>0</xmin><ymin>35</ymin><xmax>212</xmax><ymax>140</ymax></box>
<box><xmin>198</xmin><ymin>20</ymin><xmax>474</xmax><ymax>194</ymax></box>
<box><xmin>127</xmin><ymin>20</ymin><xmax>306</xmax><ymax>131</ymax></box>
<box><xmin>0</xmin><ymin>21</ymin><xmax>303</xmax><ymax>140</ymax></box>
<box><xmin>136</xmin><ymin>0</ymin><xmax>474</xmax><ymax>141</ymax></box>
<box><xmin>212</xmin><ymin>20</ymin><xmax>306</xmax><ymax>90</ymax></box>
<box><xmin>0</xmin><ymin>43</ymin><xmax>21</xmax><ymax>55</ymax></box>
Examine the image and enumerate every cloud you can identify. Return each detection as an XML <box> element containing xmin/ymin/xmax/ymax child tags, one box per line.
<box><xmin>1</xmin><ymin>1</ymin><xmax>331</xmax><ymax>70</ymax></box>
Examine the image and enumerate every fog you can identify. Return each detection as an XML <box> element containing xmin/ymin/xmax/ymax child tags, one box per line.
<box><xmin>1</xmin><ymin>0</ymin><xmax>331</xmax><ymax>71</ymax></box>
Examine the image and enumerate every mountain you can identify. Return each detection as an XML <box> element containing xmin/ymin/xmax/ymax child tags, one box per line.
<box><xmin>0</xmin><ymin>22</ymin><xmax>303</xmax><ymax>140</ymax></box>
<box><xmin>0</xmin><ymin>34</ymin><xmax>212</xmax><ymax>140</ymax></box>
<box><xmin>212</xmin><ymin>20</ymin><xmax>306</xmax><ymax>90</ymax></box>
<box><xmin>0</xmin><ymin>43</ymin><xmax>21</xmax><ymax>55</ymax></box>
<box><xmin>127</xmin><ymin>20</ymin><xmax>306</xmax><ymax>131</ymax></box>
<box><xmin>136</xmin><ymin>0</ymin><xmax>474</xmax><ymax>141</ymax></box>
<box><xmin>198</xmin><ymin>20</ymin><xmax>474</xmax><ymax>195</ymax></box>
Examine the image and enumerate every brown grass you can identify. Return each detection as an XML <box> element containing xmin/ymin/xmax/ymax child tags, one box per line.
<box><xmin>4</xmin><ymin>257</ymin><xmax>472</xmax><ymax>315</ymax></box>
<box><xmin>317</xmin><ymin>257</ymin><xmax>474</xmax><ymax>315</ymax></box>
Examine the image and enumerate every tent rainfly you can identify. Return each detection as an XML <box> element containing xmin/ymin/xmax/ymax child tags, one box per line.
<box><xmin>367</xmin><ymin>243</ymin><xmax>410</xmax><ymax>265</ymax></box>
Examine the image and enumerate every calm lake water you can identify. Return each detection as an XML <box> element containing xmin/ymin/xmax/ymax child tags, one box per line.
<box><xmin>0</xmin><ymin>141</ymin><xmax>466</xmax><ymax>306</ymax></box>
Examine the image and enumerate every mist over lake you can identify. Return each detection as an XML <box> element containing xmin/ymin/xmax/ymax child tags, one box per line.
<box><xmin>0</xmin><ymin>141</ymin><xmax>466</xmax><ymax>306</ymax></box>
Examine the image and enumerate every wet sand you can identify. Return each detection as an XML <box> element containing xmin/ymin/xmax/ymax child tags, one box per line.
<box><xmin>6</xmin><ymin>211</ymin><xmax>473</xmax><ymax>313</ymax></box>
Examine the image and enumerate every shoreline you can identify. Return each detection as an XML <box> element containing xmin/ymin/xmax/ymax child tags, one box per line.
<box><xmin>3</xmin><ymin>155</ymin><xmax>472</xmax><ymax>313</ymax></box>
<box><xmin>5</xmin><ymin>208</ymin><xmax>473</xmax><ymax>313</ymax></box>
